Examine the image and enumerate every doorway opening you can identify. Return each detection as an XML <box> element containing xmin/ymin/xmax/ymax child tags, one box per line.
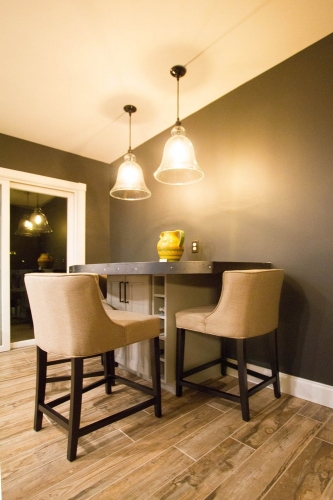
<box><xmin>10</xmin><ymin>189</ymin><xmax>67</xmax><ymax>343</ymax></box>
<box><xmin>0</xmin><ymin>166</ymin><xmax>86</xmax><ymax>352</ymax></box>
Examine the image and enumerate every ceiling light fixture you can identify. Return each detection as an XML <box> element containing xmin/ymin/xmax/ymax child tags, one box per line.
<box><xmin>110</xmin><ymin>105</ymin><xmax>151</xmax><ymax>200</ymax></box>
<box><xmin>14</xmin><ymin>192</ymin><xmax>40</xmax><ymax>237</ymax></box>
<box><xmin>29</xmin><ymin>207</ymin><xmax>53</xmax><ymax>234</ymax></box>
<box><xmin>15</xmin><ymin>214</ymin><xmax>36</xmax><ymax>237</ymax></box>
<box><xmin>29</xmin><ymin>194</ymin><xmax>53</xmax><ymax>234</ymax></box>
<box><xmin>154</xmin><ymin>65</ymin><xmax>204</xmax><ymax>185</ymax></box>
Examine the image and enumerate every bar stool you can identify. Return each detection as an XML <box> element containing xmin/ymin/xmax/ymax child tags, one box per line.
<box><xmin>175</xmin><ymin>269</ymin><xmax>284</xmax><ymax>421</ymax></box>
<box><xmin>25</xmin><ymin>272</ymin><xmax>162</xmax><ymax>461</ymax></box>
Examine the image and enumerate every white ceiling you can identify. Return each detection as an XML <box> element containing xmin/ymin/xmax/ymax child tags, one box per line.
<box><xmin>1</xmin><ymin>0</ymin><xmax>332</xmax><ymax>165</ymax></box>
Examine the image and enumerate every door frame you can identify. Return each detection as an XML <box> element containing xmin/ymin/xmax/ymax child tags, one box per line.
<box><xmin>0</xmin><ymin>167</ymin><xmax>86</xmax><ymax>351</ymax></box>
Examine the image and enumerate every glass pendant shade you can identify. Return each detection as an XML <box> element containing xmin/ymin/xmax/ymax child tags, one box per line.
<box><xmin>110</xmin><ymin>104</ymin><xmax>151</xmax><ymax>201</ymax></box>
<box><xmin>14</xmin><ymin>192</ymin><xmax>52</xmax><ymax>236</ymax></box>
<box><xmin>110</xmin><ymin>152</ymin><xmax>151</xmax><ymax>200</ymax></box>
<box><xmin>154</xmin><ymin>125</ymin><xmax>204</xmax><ymax>185</ymax></box>
<box><xmin>29</xmin><ymin>207</ymin><xmax>53</xmax><ymax>233</ymax></box>
<box><xmin>15</xmin><ymin>215</ymin><xmax>39</xmax><ymax>237</ymax></box>
<box><xmin>154</xmin><ymin>64</ymin><xmax>204</xmax><ymax>185</ymax></box>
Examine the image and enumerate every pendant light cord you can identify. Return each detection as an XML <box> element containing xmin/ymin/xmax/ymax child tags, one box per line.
<box><xmin>170</xmin><ymin>66</ymin><xmax>186</xmax><ymax>126</ymax></box>
<box><xmin>124</xmin><ymin>104</ymin><xmax>137</xmax><ymax>154</ymax></box>
<box><xmin>128</xmin><ymin>111</ymin><xmax>132</xmax><ymax>153</ymax></box>
<box><xmin>176</xmin><ymin>76</ymin><xmax>181</xmax><ymax>126</ymax></box>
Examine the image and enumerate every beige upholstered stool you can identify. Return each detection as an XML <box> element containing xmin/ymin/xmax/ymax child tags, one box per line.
<box><xmin>175</xmin><ymin>269</ymin><xmax>284</xmax><ymax>421</ymax></box>
<box><xmin>25</xmin><ymin>272</ymin><xmax>162</xmax><ymax>461</ymax></box>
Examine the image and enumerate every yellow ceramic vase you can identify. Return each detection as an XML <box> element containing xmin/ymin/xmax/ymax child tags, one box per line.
<box><xmin>157</xmin><ymin>230</ymin><xmax>185</xmax><ymax>261</ymax></box>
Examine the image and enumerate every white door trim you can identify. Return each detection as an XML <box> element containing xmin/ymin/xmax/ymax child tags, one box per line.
<box><xmin>0</xmin><ymin>167</ymin><xmax>86</xmax><ymax>351</ymax></box>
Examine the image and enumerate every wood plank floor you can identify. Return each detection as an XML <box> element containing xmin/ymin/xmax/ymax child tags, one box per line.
<box><xmin>2</xmin><ymin>347</ymin><xmax>333</xmax><ymax>499</ymax></box>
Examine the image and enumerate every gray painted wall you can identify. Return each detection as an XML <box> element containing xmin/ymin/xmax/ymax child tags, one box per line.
<box><xmin>0</xmin><ymin>135</ymin><xmax>111</xmax><ymax>264</ymax></box>
<box><xmin>0</xmin><ymin>34</ymin><xmax>332</xmax><ymax>387</ymax></box>
<box><xmin>109</xmin><ymin>34</ymin><xmax>333</xmax><ymax>386</ymax></box>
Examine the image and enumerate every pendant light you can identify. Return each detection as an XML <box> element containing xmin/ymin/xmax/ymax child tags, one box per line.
<box><xmin>15</xmin><ymin>192</ymin><xmax>40</xmax><ymax>237</ymax></box>
<box><xmin>29</xmin><ymin>194</ymin><xmax>53</xmax><ymax>234</ymax></box>
<box><xmin>15</xmin><ymin>214</ymin><xmax>36</xmax><ymax>237</ymax></box>
<box><xmin>154</xmin><ymin>65</ymin><xmax>204</xmax><ymax>185</ymax></box>
<box><xmin>110</xmin><ymin>105</ymin><xmax>151</xmax><ymax>200</ymax></box>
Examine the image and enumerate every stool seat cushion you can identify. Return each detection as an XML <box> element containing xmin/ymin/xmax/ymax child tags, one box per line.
<box><xmin>176</xmin><ymin>269</ymin><xmax>284</xmax><ymax>339</ymax></box>
<box><xmin>176</xmin><ymin>305</ymin><xmax>215</xmax><ymax>333</ymax></box>
<box><xmin>105</xmin><ymin>309</ymin><xmax>160</xmax><ymax>345</ymax></box>
<box><xmin>25</xmin><ymin>273</ymin><xmax>159</xmax><ymax>357</ymax></box>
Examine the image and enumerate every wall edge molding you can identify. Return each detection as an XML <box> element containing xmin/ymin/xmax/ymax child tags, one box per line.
<box><xmin>228</xmin><ymin>360</ymin><xmax>333</xmax><ymax>409</ymax></box>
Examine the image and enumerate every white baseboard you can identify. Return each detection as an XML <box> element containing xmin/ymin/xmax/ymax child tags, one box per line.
<box><xmin>227</xmin><ymin>360</ymin><xmax>333</xmax><ymax>409</ymax></box>
<box><xmin>11</xmin><ymin>338</ymin><xmax>36</xmax><ymax>349</ymax></box>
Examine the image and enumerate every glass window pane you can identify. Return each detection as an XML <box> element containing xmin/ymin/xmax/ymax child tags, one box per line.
<box><xmin>10</xmin><ymin>189</ymin><xmax>67</xmax><ymax>343</ymax></box>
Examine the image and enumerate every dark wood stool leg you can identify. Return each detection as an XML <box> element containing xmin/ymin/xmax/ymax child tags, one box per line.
<box><xmin>67</xmin><ymin>357</ymin><xmax>83</xmax><ymax>462</ymax></box>
<box><xmin>237</xmin><ymin>339</ymin><xmax>250</xmax><ymax>421</ymax></box>
<box><xmin>150</xmin><ymin>337</ymin><xmax>162</xmax><ymax>417</ymax></box>
<box><xmin>269</xmin><ymin>329</ymin><xmax>281</xmax><ymax>398</ymax></box>
<box><xmin>34</xmin><ymin>346</ymin><xmax>47</xmax><ymax>431</ymax></box>
<box><xmin>103</xmin><ymin>351</ymin><xmax>113</xmax><ymax>394</ymax></box>
<box><xmin>176</xmin><ymin>328</ymin><xmax>185</xmax><ymax>397</ymax></box>
<box><xmin>221</xmin><ymin>337</ymin><xmax>227</xmax><ymax>376</ymax></box>
<box><xmin>109</xmin><ymin>350</ymin><xmax>116</xmax><ymax>386</ymax></box>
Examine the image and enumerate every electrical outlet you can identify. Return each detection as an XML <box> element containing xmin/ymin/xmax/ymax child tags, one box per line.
<box><xmin>192</xmin><ymin>240</ymin><xmax>199</xmax><ymax>253</ymax></box>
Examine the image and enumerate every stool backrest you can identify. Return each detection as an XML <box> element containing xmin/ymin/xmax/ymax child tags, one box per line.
<box><xmin>205</xmin><ymin>269</ymin><xmax>284</xmax><ymax>338</ymax></box>
<box><xmin>25</xmin><ymin>273</ymin><xmax>125</xmax><ymax>357</ymax></box>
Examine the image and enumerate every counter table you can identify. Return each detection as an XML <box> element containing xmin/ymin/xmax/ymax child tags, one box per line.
<box><xmin>70</xmin><ymin>261</ymin><xmax>271</xmax><ymax>391</ymax></box>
